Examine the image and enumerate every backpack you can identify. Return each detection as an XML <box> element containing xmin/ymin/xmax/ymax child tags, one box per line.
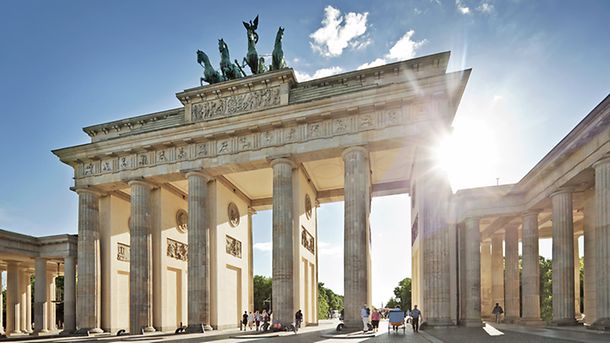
<box><xmin>366</xmin><ymin>307</ymin><xmax>371</xmax><ymax>315</ymax></box>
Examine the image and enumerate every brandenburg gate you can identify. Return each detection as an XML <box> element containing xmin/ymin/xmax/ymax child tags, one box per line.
<box><xmin>52</xmin><ymin>51</ymin><xmax>469</xmax><ymax>333</ymax></box>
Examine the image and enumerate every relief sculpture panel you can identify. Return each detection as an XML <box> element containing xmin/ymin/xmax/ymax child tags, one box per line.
<box><xmin>167</xmin><ymin>238</ymin><xmax>188</xmax><ymax>261</ymax></box>
<box><xmin>191</xmin><ymin>87</ymin><xmax>281</xmax><ymax>121</ymax></box>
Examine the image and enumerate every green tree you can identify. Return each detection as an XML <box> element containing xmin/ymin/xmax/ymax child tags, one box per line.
<box><xmin>386</xmin><ymin>277</ymin><xmax>412</xmax><ymax>311</ymax></box>
<box><xmin>318</xmin><ymin>283</ymin><xmax>344</xmax><ymax>319</ymax></box>
<box><xmin>540</xmin><ymin>256</ymin><xmax>553</xmax><ymax>321</ymax></box>
<box><xmin>253</xmin><ymin>275</ymin><xmax>272</xmax><ymax>312</ymax></box>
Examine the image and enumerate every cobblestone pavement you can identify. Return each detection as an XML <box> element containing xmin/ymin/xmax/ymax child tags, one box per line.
<box><xmin>4</xmin><ymin>320</ymin><xmax>610</xmax><ymax>342</ymax></box>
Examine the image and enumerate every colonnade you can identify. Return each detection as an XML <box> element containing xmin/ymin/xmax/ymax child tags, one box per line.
<box><xmin>462</xmin><ymin>156</ymin><xmax>610</xmax><ymax>329</ymax></box>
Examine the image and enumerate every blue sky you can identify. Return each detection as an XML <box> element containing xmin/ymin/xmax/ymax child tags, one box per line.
<box><xmin>1</xmin><ymin>1</ymin><xmax>609</xmax><ymax>306</ymax></box>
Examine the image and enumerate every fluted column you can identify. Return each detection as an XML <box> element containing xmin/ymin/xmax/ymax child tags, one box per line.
<box><xmin>271</xmin><ymin>158</ymin><xmax>297</xmax><ymax>325</ymax></box>
<box><xmin>248</xmin><ymin>208</ymin><xmax>255</xmax><ymax>313</ymax></box>
<box><xmin>504</xmin><ymin>227</ymin><xmax>520</xmax><ymax>322</ymax></box>
<box><xmin>464</xmin><ymin>217</ymin><xmax>482</xmax><ymax>326</ymax></box>
<box><xmin>521</xmin><ymin>211</ymin><xmax>542</xmax><ymax>324</ymax></box>
<box><xmin>480</xmin><ymin>241</ymin><xmax>492</xmax><ymax>318</ymax></box>
<box><xmin>34</xmin><ymin>258</ymin><xmax>48</xmax><ymax>334</ymax></box>
<box><xmin>574</xmin><ymin>234</ymin><xmax>581</xmax><ymax>319</ymax></box>
<box><xmin>63</xmin><ymin>256</ymin><xmax>76</xmax><ymax>333</ymax></box>
<box><xmin>0</xmin><ymin>270</ymin><xmax>4</xmax><ymax>335</ymax></box>
<box><xmin>551</xmin><ymin>189</ymin><xmax>577</xmax><ymax>325</ymax></box>
<box><xmin>7</xmin><ymin>262</ymin><xmax>21</xmax><ymax>334</ymax></box>
<box><xmin>76</xmin><ymin>189</ymin><xmax>102</xmax><ymax>333</ymax></box>
<box><xmin>186</xmin><ymin>172</ymin><xmax>212</xmax><ymax>332</ymax></box>
<box><xmin>20</xmin><ymin>270</ymin><xmax>28</xmax><ymax>333</ymax></box>
<box><xmin>592</xmin><ymin>157</ymin><xmax>610</xmax><ymax>330</ymax></box>
<box><xmin>129</xmin><ymin>180</ymin><xmax>155</xmax><ymax>334</ymax></box>
<box><xmin>46</xmin><ymin>272</ymin><xmax>56</xmax><ymax>331</ymax></box>
<box><xmin>491</xmin><ymin>234</ymin><xmax>504</xmax><ymax>314</ymax></box>
<box><xmin>583</xmin><ymin>189</ymin><xmax>596</xmax><ymax>325</ymax></box>
<box><xmin>26</xmin><ymin>272</ymin><xmax>32</xmax><ymax>333</ymax></box>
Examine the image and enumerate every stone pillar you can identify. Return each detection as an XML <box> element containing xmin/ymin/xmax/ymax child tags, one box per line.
<box><xmin>34</xmin><ymin>258</ymin><xmax>48</xmax><ymax>334</ymax></box>
<box><xmin>592</xmin><ymin>157</ymin><xmax>610</xmax><ymax>330</ymax></box>
<box><xmin>7</xmin><ymin>262</ymin><xmax>21</xmax><ymax>334</ymax></box>
<box><xmin>521</xmin><ymin>211</ymin><xmax>542</xmax><ymax>324</ymax></box>
<box><xmin>271</xmin><ymin>158</ymin><xmax>297</xmax><ymax>325</ymax></box>
<box><xmin>76</xmin><ymin>189</ymin><xmax>102</xmax><ymax>333</ymax></box>
<box><xmin>583</xmin><ymin>189</ymin><xmax>596</xmax><ymax>325</ymax></box>
<box><xmin>20</xmin><ymin>269</ymin><xmax>27</xmax><ymax>333</ymax></box>
<box><xmin>46</xmin><ymin>273</ymin><xmax>56</xmax><ymax>331</ymax></box>
<box><xmin>248</xmin><ymin>208</ymin><xmax>255</xmax><ymax>313</ymax></box>
<box><xmin>128</xmin><ymin>180</ymin><xmax>155</xmax><ymax>334</ymax></box>
<box><xmin>185</xmin><ymin>172</ymin><xmax>212</xmax><ymax>332</ymax></box>
<box><xmin>63</xmin><ymin>256</ymin><xmax>76</xmax><ymax>333</ymax></box>
<box><xmin>480</xmin><ymin>241</ymin><xmax>492</xmax><ymax>319</ymax></box>
<box><xmin>0</xmin><ymin>270</ymin><xmax>4</xmax><ymax>335</ymax></box>
<box><xmin>491</xmin><ymin>234</ymin><xmax>504</xmax><ymax>314</ymax></box>
<box><xmin>574</xmin><ymin>234</ymin><xmax>581</xmax><ymax>319</ymax></box>
<box><xmin>551</xmin><ymin>189</ymin><xmax>577</xmax><ymax>325</ymax></box>
<box><xmin>26</xmin><ymin>272</ymin><xmax>32</xmax><ymax>333</ymax></box>
<box><xmin>464</xmin><ymin>217</ymin><xmax>482</xmax><ymax>326</ymax></box>
<box><xmin>342</xmin><ymin>147</ymin><xmax>371</xmax><ymax>328</ymax></box>
<box><xmin>504</xmin><ymin>227</ymin><xmax>520</xmax><ymax>322</ymax></box>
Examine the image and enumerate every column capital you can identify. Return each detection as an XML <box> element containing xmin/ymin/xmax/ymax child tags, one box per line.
<box><xmin>592</xmin><ymin>155</ymin><xmax>610</xmax><ymax>169</ymax></box>
<box><xmin>185</xmin><ymin>170</ymin><xmax>213</xmax><ymax>181</ymax></box>
<box><xmin>341</xmin><ymin>146</ymin><xmax>368</xmax><ymax>160</ymax></box>
<box><xmin>522</xmin><ymin>209</ymin><xmax>542</xmax><ymax>217</ymax></box>
<box><xmin>72</xmin><ymin>186</ymin><xmax>103</xmax><ymax>196</ymax></box>
<box><xmin>247</xmin><ymin>207</ymin><xmax>257</xmax><ymax>215</ymax></box>
<box><xmin>127</xmin><ymin>179</ymin><xmax>155</xmax><ymax>188</ymax></box>
<box><xmin>549</xmin><ymin>187</ymin><xmax>574</xmax><ymax>198</ymax></box>
<box><xmin>269</xmin><ymin>157</ymin><xmax>297</xmax><ymax>169</ymax></box>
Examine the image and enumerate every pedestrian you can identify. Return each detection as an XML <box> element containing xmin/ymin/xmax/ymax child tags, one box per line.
<box><xmin>295</xmin><ymin>309</ymin><xmax>303</xmax><ymax>330</ymax></box>
<box><xmin>261</xmin><ymin>309</ymin><xmax>269</xmax><ymax>331</ymax></box>
<box><xmin>371</xmin><ymin>308</ymin><xmax>381</xmax><ymax>332</ymax></box>
<box><xmin>248</xmin><ymin>311</ymin><xmax>254</xmax><ymax>330</ymax></box>
<box><xmin>241</xmin><ymin>311</ymin><xmax>248</xmax><ymax>331</ymax></box>
<box><xmin>492</xmin><ymin>303</ymin><xmax>504</xmax><ymax>323</ymax></box>
<box><xmin>255</xmin><ymin>310</ymin><xmax>261</xmax><ymax>331</ymax></box>
<box><xmin>360</xmin><ymin>304</ymin><xmax>370</xmax><ymax>332</ymax></box>
<box><xmin>411</xmin><ymin>305</ymin><xmax>421</xmax><ymax>333</ymax></box>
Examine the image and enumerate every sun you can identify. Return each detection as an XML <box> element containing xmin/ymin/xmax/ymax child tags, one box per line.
<box><xmin>435</xmin><ymin>118</ymin><xmax>499</xmax><ymax>191</ymax></box>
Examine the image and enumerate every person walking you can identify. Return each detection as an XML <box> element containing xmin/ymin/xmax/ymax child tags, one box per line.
<box><xmin>241</xmin><ymin>311</ymin><xmax>248</xmax><ymax>331</ymax></box>
<box><xmin>255</xmin><ymin>310</ymin><xmax>261</xmax><ymax>331</ymax></box>
<box><xmin>360</xmin><ymin>304</ymin><xmax>370</xmax><ymax>332</ymax></box>
<box><xmin>295</xmin><ymin>309</ymin><xmax>303</xmax><ymax>330</ymax></box>
<box><xmin>371</xmin><ymin>308</ymin><xmax>381</xmax><ymax>332</ymax></box>
<box><xmin>492</xmin><ymin>303</ymin><xmax>504</xmax><ymax>323</ymax></box>
<box><xmin>410</xmin><ymin>305</ymin><xmax>421</xmax><ymax>333</ymax></box>
<box><xmin>247</xmin><ymin>311</ymin><xmax>254</xmax><ymax>330</ymax></box>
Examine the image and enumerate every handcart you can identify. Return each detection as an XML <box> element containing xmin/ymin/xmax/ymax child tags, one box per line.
<box><xmin>388</xmin><ymin>308</ymin><xmax>406</xmax><ymax>334</ymax></box>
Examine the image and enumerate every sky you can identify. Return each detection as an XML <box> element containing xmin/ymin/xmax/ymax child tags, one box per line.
<box><xmin>1</xmin><ymin>0</ymin><xmax>609</xmax><ymax>307</ymax></box>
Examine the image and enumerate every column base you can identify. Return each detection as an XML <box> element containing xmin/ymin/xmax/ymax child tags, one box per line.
<box><xmin>75</xmin><ymin>327</ymin><xmax>104</xmax><ymax>335</ymax></box>
<box><xmin>462</xmin><ymin>319</ymin><xmax>483</xmax><ymax>327</ymax></box>
<box><xmin>421</xmin><ymin>318</ymin><xmax>455</xmax><ymax>328</ymax></box>
<box><xmin>341</xmin><ymin>320</ymin><xmax>369</xmax><ymax>332</ymax></box>
<box><xmin>185</xmin><ymin>324</ymin><xmax>206</xmax><ymax>333</ymax></box>
<box><xmin>551</xmin><ymin>318</ymin><xmax>578</xmax><ymax>326</ymax></box>
<box><xmin>589</xmin><ymin>318</ymin><xmax>610</xmax><ymax>331</ymax></box>
<box><xmin>142</xmin><ymin>326</ymin><xmax>156</xmax><ymax>334</ymax></box>
<box><xmin>519</xmin><ymin>318</ymin><xmax>544</xmax><ymax>326</ymax></box>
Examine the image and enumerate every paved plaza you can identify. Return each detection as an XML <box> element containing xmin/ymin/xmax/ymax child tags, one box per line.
<box><xmin>1</xmin><ymin>320</ymin><xmax>609</xmax><ymax>342</ymax></box>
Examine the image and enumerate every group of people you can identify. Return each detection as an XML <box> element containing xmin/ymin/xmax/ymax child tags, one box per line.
<box><xmin>240</xmin><ymin>309</ymin><xmax>271</xmax><ymax>331</ymax></box>
<box><xmin>359</xmin><ymin>304</ymin><xmax>422</xmax><ymax>333</ymax></box>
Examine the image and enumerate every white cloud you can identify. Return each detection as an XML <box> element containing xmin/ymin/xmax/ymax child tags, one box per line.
<box><xmin>477</xmin><ymin>2</ymin><xmax>494</xmax><ymax>14</ymax></box>
<box><xmin>456</xmin><ymin>0</ymin><xmax>471</xmax><ymax>14</ymax></box>
<box><xmin>310</xmin><ymin>5</ymin><xmax>369</xmax><ymax>57</ymax></box>
<box><xmin>357</xmin><ymin>30</ymin><xmax>427</xmax><ymax>70</ymax></box>
<box><xmin>294</xmin><ymin>66</ymin><xmax>344</xmax><ymax>82</ymax></box>
<box><xmin>318</xmin><ymin>241</ymin><xmax>342</xmax><ymax>256</ymax></box>
<box><xmin>253</xmin><ymin>241</ymin><xmax>272</xmax><ymax>252</ymax></box>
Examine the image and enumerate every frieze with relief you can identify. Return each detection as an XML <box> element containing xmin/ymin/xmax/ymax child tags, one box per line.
<box><xmin>167</xmin><ymin>238</ymin><xmax>188</xmax><ymax>261</ymax></box>
<box><xmin>191</xmin><ymin>87</ymin><xmax>281</xmax><ymax>121</ymax></box>
<box><xmin>226</xmin><ymin>235</ymin><xmax>242</xmax><ymax>258</ymax></box>
<box><xmin>76</xmin><ymin>105</ymin><xmax>410</xmax><ymax>179</ymax></box>
<box><xmin>117</xmin><ymin>243</ymin><xmax>130</xmax><ymax>262</ymax></box>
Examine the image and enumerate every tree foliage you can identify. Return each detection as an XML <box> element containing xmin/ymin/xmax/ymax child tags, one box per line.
<box><xmin>386</xmin><ymin>277</ymin><xmax>412</xmax><ymax>311</ymax></box>
<box><xmin>253</xmin><ymin>275</ymin><xmax>272</xmax><ymax>312</ymax></box>
<box><xmin>318</xmin><ymin>282</ymin><xmax>343</xmax><ymax>319</ymax></box>
<box><xmin>540</xmin><ymin>256</ymin><xmax>553</xmax><ymax>321</ymax></box>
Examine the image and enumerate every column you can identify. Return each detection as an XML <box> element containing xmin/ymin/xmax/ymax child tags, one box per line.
<box><xmin>34</xmin><ymin>259</ymin><xmax>48</xmax><ymax>334</ymax></box>
<box><xmin>248</xmin><ymin>208</ymin><xmax>255</xmax><ymax>313</ymax></box>
<box><xmin>185</xmin><ymin>172</ymin><xmax>212</xmax><ymax>332</ymax></box>
<box><xmin>26</xmin><ymin>272</ymin><xmax>32</xmax><ymax>333</ymax></box>
<box><xmin>464</xmin><ymin>217</ymin><xmax>482</xmax><ymax>326</ymax></box>
<box><xmin>521</xmin><ymin>211</ymin><xmax>542</xmax><ymax>324</ymax></box>
<box><xmin>0</xmin><ymin>270</ymin><xmax>4</xmax><ymax>335</ymax></box>
<box><xmin>551</xmin><ymin>189</ymin><xmax>577</xmax><ymax>325</ymax></box>
<box><xmin>583</xmin><ymin>189</ymin><xmax>596</xmax><ymax>325</ymax></box>
<box><xmin>592</xmin><ymin>157</ymin><xmax>610</xmax><ymax>330</ymax></box>
<box><xmin>271</xmin><ymin>158</ymin><xmax>296</xmax><ymax>325</ymax></box>
<box><xmin>63</xmin><ymin>255</ymin><xmax>76</xmax><ymax>333</ymax></box>
<box><xmin>342</xmin><ymin>147</ymin><xmax>371</xmax><ymax>328</ymax></box>
<box><xmin>46</xmin><ymin>272</ymin><xmax>56</xmax><ymax>331</ymax></box>
<box><xmin>19</xmin><ymin>269</ymin><xmax>27</xmax><ymax>333</ymax></box>
<box><xmin>504</xmin><ymin>227</ymin><xmax>520</xmax><ymax>322</ymax></box>
<box><xmin>7</xmin><ymin>262</ymin><xmax>21</xmax><ymax>334</ymax></box>
<box><xmin>574</xmin><ymin>234</ymin><xmax>581</xmax><ymax>319</ymax></box>
<box><xmin>480</xmin><ymin>240</ymin><xmax>492</xmax><ymax>319</ymax></box>
<box><xmin>491</xmin><ymin>234</ymin><xmax>504</xmax><ymax>314</ymax></box>
<box><xmin>76</xmin><ymin>189</ymin><xmax>102</xmax><ymax>333</ymax></box>
<box><xmin>129</xmin><ymin>180</ymin><xmax>155</xmax><ymax>334</ymax></box>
